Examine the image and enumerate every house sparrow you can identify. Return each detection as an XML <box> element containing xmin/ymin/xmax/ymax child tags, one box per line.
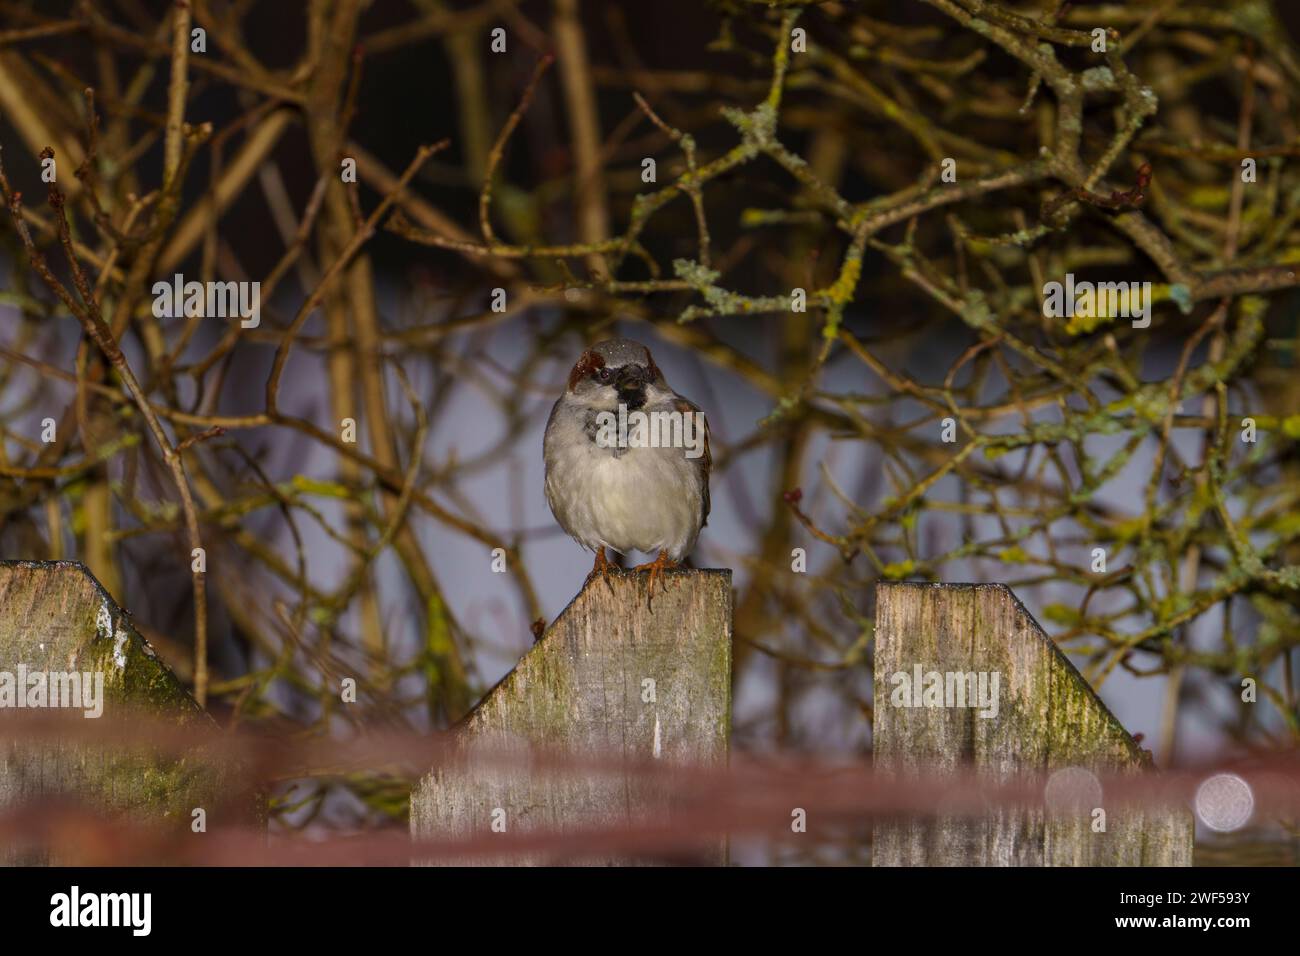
<box><xmin>544</xmin><ymin>338</ymin><xmax>710</xmax><ymax>601</ymax></box>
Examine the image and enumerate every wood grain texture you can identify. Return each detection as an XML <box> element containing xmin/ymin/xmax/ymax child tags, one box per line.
<box><xmin>0</xmin><ymin>561</ymin><xmax>220</xmax><ymax>864</ymax></box>
<box><xmin>411</xmin><ymin>568</ymin><xmax>732</xmax><ymax>865</ymax></box>
<box><xmin>872</xmin><ymin>582</ymin><xmax>1193</xmax><ymax>866</ymax></box>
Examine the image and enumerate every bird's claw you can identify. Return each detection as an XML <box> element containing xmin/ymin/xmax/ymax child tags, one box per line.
<box><xmin>631</xmin><ymin>550</ymin><xmax>677</xmax><ymax>610</ymax></box>
<box><xmin>585</xmin><ymin>548</ymin><xmax>617</xmax><ymax>595</ymax></box>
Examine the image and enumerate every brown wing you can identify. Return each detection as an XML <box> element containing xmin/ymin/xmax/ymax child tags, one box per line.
<box><xmin>674</xmin><ymin>396</ymin><xmax>710</xmax><ymax>528</ymax></box>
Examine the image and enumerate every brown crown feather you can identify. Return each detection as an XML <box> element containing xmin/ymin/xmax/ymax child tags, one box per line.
<box><xmin>567</xmin><ymin>349</ymin><xmax>606</xmax><ymax>391</ymax></box>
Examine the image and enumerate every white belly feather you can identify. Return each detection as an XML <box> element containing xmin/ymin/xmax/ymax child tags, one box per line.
<box><xmin>544</xmin><ymin>403</ymin><xmax>703</xmax><ymax>561</ymax></box>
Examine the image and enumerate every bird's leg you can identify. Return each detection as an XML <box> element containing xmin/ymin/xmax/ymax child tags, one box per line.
<box><xmin>631</xmin><ymin>549</ymin><xmax>678</xmax><ymax>607</ymax></box>
<box><xmin>585</xmin><ymin>547</ymin><xmax>616</xmax><ymax>593</ymax></box>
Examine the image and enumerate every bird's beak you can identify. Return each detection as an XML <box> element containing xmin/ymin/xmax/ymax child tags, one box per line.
<box><xmin>615</xmin><ymin>364</ymin><xmax>648</xmax><ymax>391</ymax></box>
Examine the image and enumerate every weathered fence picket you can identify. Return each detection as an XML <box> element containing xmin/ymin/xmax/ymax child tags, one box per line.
<box><xmin>872</xmin><ymin>582</ymin><xmax>1194</xmax><ymax>866</ymax></box>
<box><xmin>410</xmin><ymin>568</ymin><xmax>733</xmax><ymax>865</ymax></box>
<box><xmin>0</xmin><ymin>561</ymin><xmax>225</xmax><ymax>864</ymax></box>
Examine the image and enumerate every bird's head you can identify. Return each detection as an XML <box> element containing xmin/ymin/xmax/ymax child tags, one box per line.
<box><xmin>565</xmin><ymin>338</ymin><xmax>669</xmax><ymax>411</ymax></box>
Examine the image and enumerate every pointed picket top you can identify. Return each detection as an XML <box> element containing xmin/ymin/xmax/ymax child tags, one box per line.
<box><xmin>872</xmin><ymin>581</ymin><xmax>1193</xmax><ymax>866</ymax></box>
<box><xmin>411</xmin><ymin>568</ymin><xmax>732</xmax><ymax>865</ymax></box>
<box><xmin>0</xmin><ymin>560</ymin><xmax>204</xmax><ymax>714</ymax></box>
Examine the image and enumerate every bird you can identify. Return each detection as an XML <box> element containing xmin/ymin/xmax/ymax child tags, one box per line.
<box><xmin>543</xmin><ymin>338</ymin><xmax>710</xmax><ymax>603</ymax></box>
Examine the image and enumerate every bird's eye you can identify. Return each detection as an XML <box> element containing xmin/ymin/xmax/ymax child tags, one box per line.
<box><xmin>595</xmin><ymin>367</ymin><xmax>613</xmax><ymax>383</ymax></box>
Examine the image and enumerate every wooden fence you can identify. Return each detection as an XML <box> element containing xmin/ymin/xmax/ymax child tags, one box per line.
<box><xmin>0</xmin><ymin>560</ymin><xmax>1194</xmax><ymax>865</ymax></box>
